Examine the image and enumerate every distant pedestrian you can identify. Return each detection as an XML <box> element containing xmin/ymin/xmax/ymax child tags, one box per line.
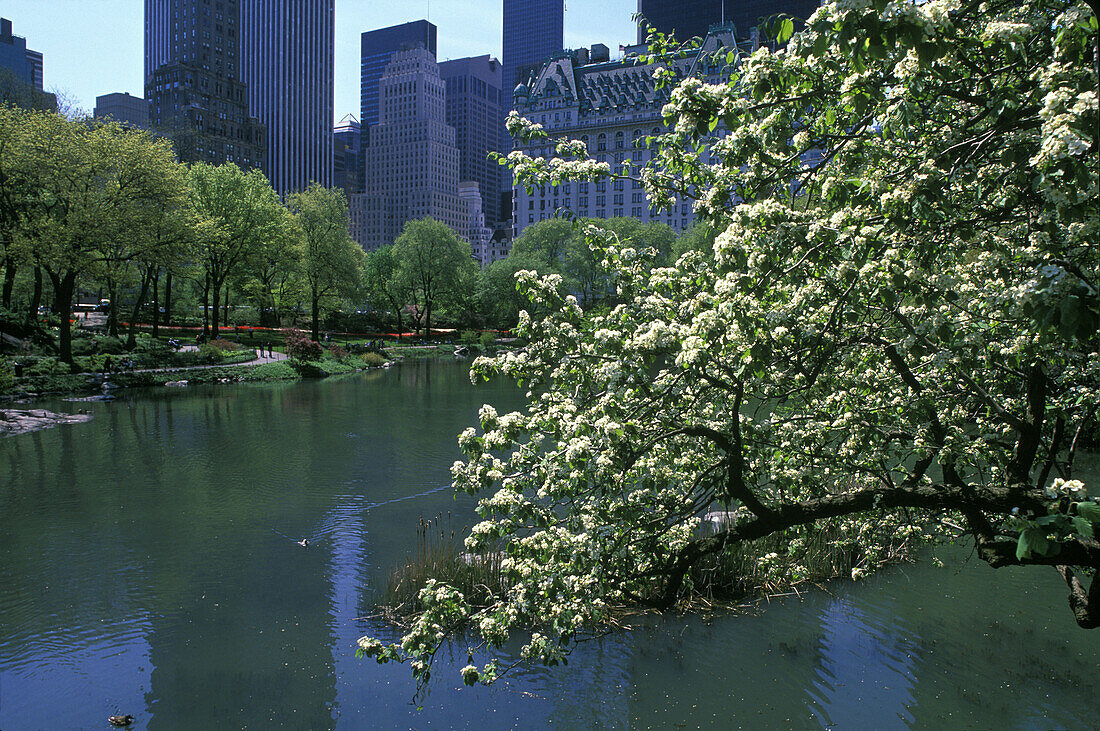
<box><xmin>102</xmin><ymin>356</ymin><xmax>112</xmax><ymax>375</ymax></box>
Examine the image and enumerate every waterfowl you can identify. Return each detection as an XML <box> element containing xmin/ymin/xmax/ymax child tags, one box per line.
<box><xmin>108</xmin><ymin>714</ymin><xmax>134</xmax><ymax>727</ymax></box>
<box><xmin>297</xmin><ymin>538</ymin><xmax>309</xmax><ymax>547</ymax></box>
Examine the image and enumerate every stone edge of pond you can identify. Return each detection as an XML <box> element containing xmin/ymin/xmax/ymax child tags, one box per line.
<box><xmin>0</xmin><ymin>408</ymin><xmax>94</xmax><ymax>437</ymax></box>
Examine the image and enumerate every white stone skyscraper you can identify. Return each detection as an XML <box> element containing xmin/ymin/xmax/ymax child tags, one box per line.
<box><xmin>358</xmin><ymin>47</ymin><xmax>467</xmax><ymax>251</ymax></box>
<box><xmin>240</xmin><ymin>0</ymin><xmax>334</xmax><ymax>195</ymax></box>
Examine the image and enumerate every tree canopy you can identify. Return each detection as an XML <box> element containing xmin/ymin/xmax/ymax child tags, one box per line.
<box><xmin>359</xmin><ymin>0</ymin><xmax>1100</xmax><ymax>690</ymax></box>
<box><xmin>7</xmin><ymin>112</ymin><xmax>189</xmax><ymax>361</ymax></box>
<box><xmin>393</xmin><ymin>217</ymin><xmax>477</xmax><ymax>336</ymax></box>
<box><xmin>287</xmin><ymin>183</ymin><xmax>363</xmax><ymax>341</ymax></box>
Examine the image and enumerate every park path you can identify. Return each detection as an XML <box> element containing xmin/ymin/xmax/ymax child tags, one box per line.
<box><xmin>125</xmin><ymin>345</ymin><xmax>288</xmax><ymax>375</ymax></box>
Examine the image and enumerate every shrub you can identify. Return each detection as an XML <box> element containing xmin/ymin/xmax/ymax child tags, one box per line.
<box><xmin>0</xmin><ymin>359</ymin><xmax>13</xmax><ymax>392</ymax></box>
<box><xmin>197</xmin><ymin>343</ymin><xmax>222</xmax><ymax>363</ymax></box>
<box><xmin>21</xmin><ymin>356</ymin><xmax>70</xmax><ymax>376</ymax></box>
<box><xmin>284</xmin><ymin>330</ymin><xmax>323</xmax><ymax>361</ymax></box>
<box><xmin>479</xmin><ymin>331</ymin><xmax>496</xmax><ymax>348</ymax></box>
<box><xmin>207</xmin><ymin>338</ymin><xmax>245</xmax><ymax>352</ymax></box>
<box><xmin>459</xmin><ymin>330</ymin><xmax>479</xmax><ymax>345</ymax></box>
<box><xmin>327</xmin><ymin>345</ymin><xmax>349</xmax><ymax>361</ymax></box>
<box><xmin>96</xmin><ymin>337</ymin><xmax>125</xmax><ymax>355</ymax></box>
<box><xmin>70</xmin><ymin>337</ymin><xmax>96</xmax><ymax>356</ymax></box>
<box><xmin>361</xmin><ymin>352</ymin><xmax>387</xmax><ymax>367</ymax></box>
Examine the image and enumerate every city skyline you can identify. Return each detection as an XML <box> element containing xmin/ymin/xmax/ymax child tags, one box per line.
<box><xmin>1</xmin><ymin>0</ymin><xmax>637</xmax><ymax>125</ymax></box>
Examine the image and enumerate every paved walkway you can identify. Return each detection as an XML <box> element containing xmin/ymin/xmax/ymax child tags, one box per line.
<box><xmin>125</xmin><ymin>346</ymin><xmax>289</xmax><ymax>375</ymax></box>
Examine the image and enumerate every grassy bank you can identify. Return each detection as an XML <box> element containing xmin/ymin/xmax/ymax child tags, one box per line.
<box><xmin>2</xmin><ymin>354</ymin><xmax>380</xmax><ymax>399</ymax></box>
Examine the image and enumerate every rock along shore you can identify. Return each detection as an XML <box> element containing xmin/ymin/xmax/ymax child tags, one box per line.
<box><xmin>0</xmin><ymin>409</ymin><xmax>93</xmax><ymax>437</ymax></box>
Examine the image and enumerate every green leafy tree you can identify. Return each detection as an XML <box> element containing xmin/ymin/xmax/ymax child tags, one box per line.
<box><xmin>362</xmin><ymin>245</ymin><xmax>411</xmax><ymax>337</ymax></box>
<box><xmin>0</xmin><ymin>104</ymin><xmax>34</xmax><ymax>310</ymax></box>
<box><xmin>669</xmin><ymin>221</ymin><xmax>718</xmax><ymax>262</ymax></box>
<box><xmin>188</xmin><ymin>162</ymin><xmax>284</xmax><ymax>337</ymax></box>
<box><xmin>477</xmin><ymin>218</ymin><xmax>572</xmax><ymax>327</ymax></box>
<box><xmin>17</xmin><ymin>115</ymin><xmax>187</xmax><ymax>362</ymax></box>
<box><xmin>393</xmin><ymin>218</ymin><xmax>476</xmax><ymax>337</ymax></box>
<box><xmin>122</xmin><ymin>171</ymin><xmax>202</xmax><ymax>349</ymax></box>
<box><xmin>286</xmin><ymin>183</ymin><xmax>364</xmax><ymax>342</ymax></box>
<box><xmin>359</xmin><ymin>0</ymin><xmax>1100</xmax><ymax>691</ymax></box>
<box><xmin>238</xmin><ymin>206</ymin><xmax>300</xmax><ymax>327</ymax></box>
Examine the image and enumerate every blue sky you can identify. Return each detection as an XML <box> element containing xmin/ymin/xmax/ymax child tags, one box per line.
<box><xmin>2</xmin><ymin>0</ymin><xmax>638</xmax><ymax>124</ymax></box>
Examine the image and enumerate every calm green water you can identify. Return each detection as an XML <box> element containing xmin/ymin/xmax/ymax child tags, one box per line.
<box><xmin>1</xmin><ymin>361</ymin><xmax>1097</xmax><ymax>729</ymax></box>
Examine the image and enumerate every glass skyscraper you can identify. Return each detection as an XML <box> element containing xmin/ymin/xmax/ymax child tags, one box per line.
<box><xmin>240</xmin><ymin>0</ymin><xmax>335</xmax><ymax>195</ymax></box>
<box><xmin>502</xmin><ymin>0</ymin><xmax>564</xmax><ymax>91</ymax></box>
<box><xmin>439</xmin><ymin>55</ymin><xmax>504</xmax><ymax>225</ymax></box>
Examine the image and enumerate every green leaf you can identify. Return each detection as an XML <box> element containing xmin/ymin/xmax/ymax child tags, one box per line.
<box><xmin>1016</xmin><ymin>527</ymin><xmax>1050</xmax><ymax>560</ymax></box>
<box><xmin>1071</xmin><ymin>516</ymin><xmax>1095</xmax><ymax>539</ymax></box>
<box><xmin>1075</xmin><ymin>502</ymin><xmax>1100</xmax><ymax>522</ymax></box>
<box><xmin>778</xmin><ymin>18</ymin><xmax>795</xmax><ymax>44</ymax></box>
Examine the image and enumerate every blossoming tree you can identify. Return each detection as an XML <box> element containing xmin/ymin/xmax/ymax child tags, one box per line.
<box><xmin>359</xmin><ymin>0</ymin><xmax>1100</xmax><ymax>688</ymax></box>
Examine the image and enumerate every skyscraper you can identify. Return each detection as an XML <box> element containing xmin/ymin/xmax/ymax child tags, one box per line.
<box><xmin>439</xmin><ymin>55</ymin><xmax>504</xmax><ymax>225</ymax></box>
<box><xmin>240</xmin><ymin>0</ymin><xmax>335</xmax><ymax>195</ymax></box>
<box><xmin>636</xmin><ymin>0</ymin><xmax>820</xmax><ymax>44</ymax></box>
<box><xmin>0</xmin><ymin>18</ymin><xmax>38</xmax><ymax>88</ymax></box>
<box><xmin>0</xmin><ymin>18</ymin><xmax>53</xmax><ymax>110</ymax></box>
<box><xmin>144</xmin><ymin>0</ymin><xmax>264</xmax><ymax>169</ymax></box>
<box><xmin>95</xmin><ymin>92</ymin><xmax>150</xmax><ymax>129</ymax></box>
<box><xmin>359</xmin><ymin>47</ymin><xmax>467</xmax><ymax>251</ymax></box>
<box><xmin>333</xmin><ymin>114</ymin><xmax>361</xmax><ymax>196</ymax></box>
<box><xmin>502</xmin><ymin>0</ymin><xmax>564</xmax><ymax>91</ymax></box>
<box><xmin>359</xmin><ymin>20</ymin><xmax>436</xmax><ymax>141</ymax></box>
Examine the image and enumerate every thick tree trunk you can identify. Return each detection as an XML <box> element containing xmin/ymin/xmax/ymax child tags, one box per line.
<box><xmin>311</xmin><ymin>284</ymin><xmax>320</xmax><ymax>342</ymax></box>
<box><xmin>223</xmin><ymin>280</ymin><xmax>230</xmax><ymax>328</ymax></box>
<box><xmin>126</xmin><ymin>266</ymin><xmax>153</xmax><ymax>350</ymax></box>
<box><xmin>163</xmin><ymin>271</ymin><xmax>172</xmax><ymax>326</ymax></box>
<box><xmin>1</xmin><ymin>256</ymin><xmax>15</xmax><ymax>309</ymax></box>
<box><xmin>151</xmin><ymin>269</ymin><xmax>160</xmax><ymax>339</ymax></box>
<box><xmin>49</xmin><ymin>270</ymin><xmax>76</xmax><ymax>364</ymax></box>
<box><xmin>425</xmin><ymin>300</ymin><xmax>432</xmax><ymax>339</ymax></box>
<box><xmin>211</xmin><ymin>274</ymin><xmax>221</xmax><ymax>337</ymax></box>
<box><xmin>26</xmin><ymin>266</ymin><xmax>42</xmax><ymax>325</ymax></box>
<box><xmin>106</xmin><ymin>281</ymin><xmax>119</xmax><ymax>338</ymax></box>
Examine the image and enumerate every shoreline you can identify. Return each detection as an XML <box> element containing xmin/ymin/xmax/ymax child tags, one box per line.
<box><xmin>1</xmin><ymin>345</ymin><xmax>507</xmax><ymax>402</ymax></box>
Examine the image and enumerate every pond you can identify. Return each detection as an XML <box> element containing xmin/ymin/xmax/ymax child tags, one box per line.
<box><xmin>1</xmin><ymin>361</ymin><xmax>1097</xmax><ymax>729</ymax></box>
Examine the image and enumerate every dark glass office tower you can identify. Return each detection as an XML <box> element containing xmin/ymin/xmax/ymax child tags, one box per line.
<box><xmin>0</xmin><ymin>17</ymin><xmax>53</xmax><ymax>110</ymax></box>
<box><xmin>637</xmin><ymin>0</ymin><xmax>819</xmax><ymax>44</ymax></box>
<box><xmin>333</xmin><ymin>115</ymin><xmax>361</xmax><ymax>196</ymax></box>
<box><xmin>360</xmin><ymin>20</ymin><xmax>437</xmax><ymax>139</ymax></box>
<box><xmin>439</xmin><ymin>55</ymin><xmax>504</xmax><ymax>225</ymax></box>
<box><xmin>502</xmin><ymin>0</ymin><xmax>564</xmax><ymax>90</ymax></box>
